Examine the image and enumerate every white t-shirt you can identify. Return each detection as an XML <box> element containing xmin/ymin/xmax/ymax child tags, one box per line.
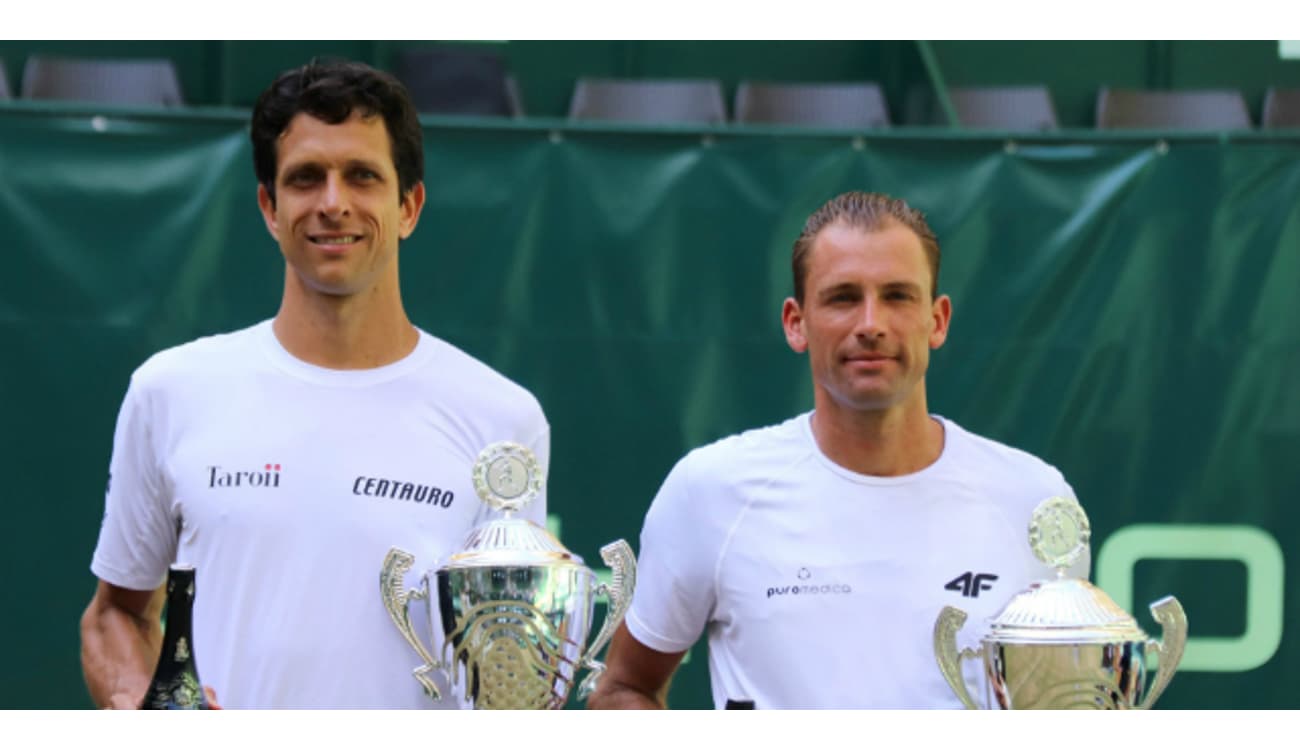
<box><xmin>91</xmin><ymin>320</ymin><xmax>550</xmax><ymax>709</ymax></box>
<box><xmin>625</xmin><ymin>412</ymin><xmax>1090</xmax><ymax>709</ymax></box>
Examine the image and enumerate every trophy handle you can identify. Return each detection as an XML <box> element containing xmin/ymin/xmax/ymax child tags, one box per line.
<box><xmin>1139</xmin><ymin>596</ymin><xmax>1187</xmax><ymax>710</ymax></box>
<box><xmin>576</xmin><ymin>539</ymin><xmax>637</xmax><ymax>701</ymax></box>
<box><xmin>379</xmin><ymin>547</ymin><xmax>443</xmax><ymax>701</ymax></box>
<box><xmin>934</xmin><ymin>605</ymin><xmax>982</xmax><ymax>710</ymax></box>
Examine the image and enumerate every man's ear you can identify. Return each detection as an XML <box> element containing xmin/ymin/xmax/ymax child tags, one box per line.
<box><xmin>782</xmin><ymin>297</ymin><xmax>808</xmax><ymax>353</ymax></box>
<box><xmin>398</xmin><ymin>181</ymin><xmax>426</xmax><ymax>240</ymax></box>
<box><xmin>257</xmin><ymin>183</ymin><xmax>279</xmax><ymax>241</ymax></box>
<box><xmin>930</xmin><ymin>293</ymin><xmax>952</xmax><ymax>350</ymax></box>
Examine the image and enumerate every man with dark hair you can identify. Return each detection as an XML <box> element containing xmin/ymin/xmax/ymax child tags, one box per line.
<box><xmin>588</xmin><ymin>191</ymin><xmax>1088</xmax><ymax>709</ymax></box>
<box><xmin>79</xmin><ymin>60</ymin><xmax>549</xmax><ymax>709</ymax></box>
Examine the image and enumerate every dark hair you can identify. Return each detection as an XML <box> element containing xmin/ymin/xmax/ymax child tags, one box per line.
<box><xmin>251</xmin><ymin>59</ymin><xmax>423</xmax><ymax>204</ymax></box>
<box><xmin>790</xmin><ymin>191</ymin><xmax>941</xmax><ymax>304</ymax></box>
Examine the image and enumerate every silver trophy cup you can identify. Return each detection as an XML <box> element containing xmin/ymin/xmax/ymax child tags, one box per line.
<box><xmin>934</xmin><ymin>496</ymin><xmax>1188</xmax><ymax>709</ymax></box>
<box><xmin>380</xmin><ymin>442</ymin><xmax>636</xmax><ymax>709</ymax></box>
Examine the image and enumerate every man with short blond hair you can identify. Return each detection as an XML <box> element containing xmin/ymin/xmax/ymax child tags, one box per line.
<box><xmin>589</xmin><ymin>191</ymin><xmax>1088</xmax><ymax>709</ymax></box>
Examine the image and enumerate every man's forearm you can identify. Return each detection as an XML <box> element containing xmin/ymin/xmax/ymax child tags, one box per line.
<box><xmin>80</xmin><ymin>604</ymin><xmax>161</xmax><ymax>709</ymax></box>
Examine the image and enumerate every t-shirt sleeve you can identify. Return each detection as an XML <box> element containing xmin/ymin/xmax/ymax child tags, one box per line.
<box><xmin>90</xmin><ymin>376</ymin><xmax>177</xmax><ymax>591</ymax></box>
<box><xmin>624</xmin><ymin>454</ymin><xmax>718</xmax><ymax>654</ymax></box>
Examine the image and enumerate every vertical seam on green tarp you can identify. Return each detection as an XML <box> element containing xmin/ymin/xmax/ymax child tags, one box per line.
<box><xmin>915</xmin><ymin>40</ymin><xmax>959</xmax><ymax>128</ymax></box>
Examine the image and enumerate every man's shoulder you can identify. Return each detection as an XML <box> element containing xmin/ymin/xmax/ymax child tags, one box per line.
<box><xmin>130</xmin><ymin>321</ymin><xmax>267</xmax><ymax>389</ymax></box>
<box><xmin>417</xmin><ymin>332</ymin><xmax>546</xmax><ymax>417</ymax></box>
<box><xmin>939</xmin><ymin>416</ymin><xmax>1070</xmax><ymax>493</ymax></box>
<box><xmin>646</xmin><ymin>415</ymin><xmax>809</xmax><ymax>533</ymax></box>
<box><xmin>676</xmin><ymin>413</ymin><xmax>810</xmax><ymax>480</ymax></box>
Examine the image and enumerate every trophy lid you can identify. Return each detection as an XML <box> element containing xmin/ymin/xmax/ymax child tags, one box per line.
<box><xmin>440</xmin><ymin>442</ymin><xmax>585</xmax><ymax>570</ymax></box>
<box><xmin>985</xmin><ymin>578</ymin><xmax>1148</xmax><ymax>643</ymax></box>
<box><xmin>984</xmin><ymin>496</ymin><xmax>1148</xmax><ymax>644</ymax></box>
<box><xmin>443</xmin><ymin>517</ymin><xmax>586</xmax><ymax>568</ymax></box>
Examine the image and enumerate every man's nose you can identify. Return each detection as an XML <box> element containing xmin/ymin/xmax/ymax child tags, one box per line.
<box><xmin>318</xmin><ymin>173</ymin><xmax>350</xmax><ymax>218</ymax></box>
<box><xmin>855</xmin><ymin>297</ymin><xmax>886</xmax><ymax>340</ymax></box>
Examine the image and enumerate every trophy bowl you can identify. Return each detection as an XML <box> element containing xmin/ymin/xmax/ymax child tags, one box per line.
<box><xmin>934</xmin><ymin>497</ymin><xmax>1187</xmax><ymax>709</ymax></box>
<box><xmin>380</xmin><ymin>442</ymin><xmax>636</xmax><ymax>709</ymax></box>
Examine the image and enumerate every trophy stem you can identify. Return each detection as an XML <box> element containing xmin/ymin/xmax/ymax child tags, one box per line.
<box><xmin>1139</xmin><ymin>596</ymin><xmax>1187</xmax><ymax>710</ymax></box>
<box><xmin>933</xmin><ymin>606</ymin><xmax>981</xmax><ymax>710</ymax></box>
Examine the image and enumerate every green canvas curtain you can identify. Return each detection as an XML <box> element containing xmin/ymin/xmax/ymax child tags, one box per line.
<box><xmin>2</xmin><ymin>109</ymin><xmax>1296</xmax><ymax>708</ymax></box>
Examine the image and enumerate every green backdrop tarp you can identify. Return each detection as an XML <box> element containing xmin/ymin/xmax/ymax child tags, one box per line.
<box><xmin>1</xmin><ymin>108</ymin><xmax>1296</xmax><ymax>708</ymax></box>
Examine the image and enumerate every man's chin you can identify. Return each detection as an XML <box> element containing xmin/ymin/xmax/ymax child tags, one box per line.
<box><xmin>833</xmin><ymin>376</ymin><xmax>921</xmax><ymax>410</ymax></box>
<box><xmin>829</xmin><ymin>391</ymin><xmax>899</xmax><ymax>413</ymax></box>
<box><xmin>300</xmin><ymin>276</ymin><xmax>364</xmax><ymax>297</ymax></box>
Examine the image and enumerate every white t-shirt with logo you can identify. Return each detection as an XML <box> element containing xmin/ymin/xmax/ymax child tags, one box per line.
<box><xmin>625</xmin><ymin>412</ymin><xmax>1090</xmax><ymax>709</ymax></box>
<box><xmin>91</xmin><ymin>320</ymin><xmax>549</xmax><ymax>709</ymax></box>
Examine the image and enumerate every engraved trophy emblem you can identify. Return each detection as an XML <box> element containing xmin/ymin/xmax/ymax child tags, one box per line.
<box><xmin>934</xmin><ymin>496</ymin><xmax>1188</xmax><ymax>709</ymax></box>
<box><xmin>380</xmin><ymin>441</ymin><xmax>636</xmax><ymax>709</ymax></box>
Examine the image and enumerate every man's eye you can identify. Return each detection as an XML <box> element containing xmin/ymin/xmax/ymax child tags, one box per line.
<box><xmin>351</xmin><ymin>168</ymin><xmax>379</xmax><ymax>181</ymax></box>
<box><xmin>285</xmin><ymin>171</ymin><xmax>319</xmax><ymax>186</ymax></box>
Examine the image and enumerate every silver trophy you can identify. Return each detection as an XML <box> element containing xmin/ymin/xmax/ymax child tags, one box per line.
<box><xmin>934</xmin><ymin>496</ymin><xmax>1188</xmax><ymax>709</ymax></box>
<box><xmin>379</xmin><ymin>441</ymin><xmax>636</xmax><ymax>709</ymax></box>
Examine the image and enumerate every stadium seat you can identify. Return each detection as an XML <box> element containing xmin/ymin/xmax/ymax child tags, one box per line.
<box><xmin>21</xmin><ymin>56</ymin><xmax>184</xmax><ymax>107</ymax></box>
<box><xmin>1095</xmin><ymin>87</ymin><xmax>1252</xmax><ymax>129</ymax></box>
<box><xmin>568</xmin><ymin>78</ymin><xmax>726</xmax><ymax>125</ymax></box>
<box><xmin>947</xmin><ymin>86</ymin><xmax>1059</xmax><ymax>130</ymax></box>
<box><xmin>1261</xmin><ymin>87</ymin><xmax>1300</xmax><ymax>129</ymax></box>
<box><xmin>393</xmin><ymin>46</ymin><xmax>522</xmax><ymax>117</ymax></box>
<box><xmin>732</xmin><ymin>81</ymin><xmax>890</xmax><ymax>128</ymax></box>
<box><xmin>0</xmin><ymin>59</ymin><xmax>11</xmax><ymax>101</ymax></box>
